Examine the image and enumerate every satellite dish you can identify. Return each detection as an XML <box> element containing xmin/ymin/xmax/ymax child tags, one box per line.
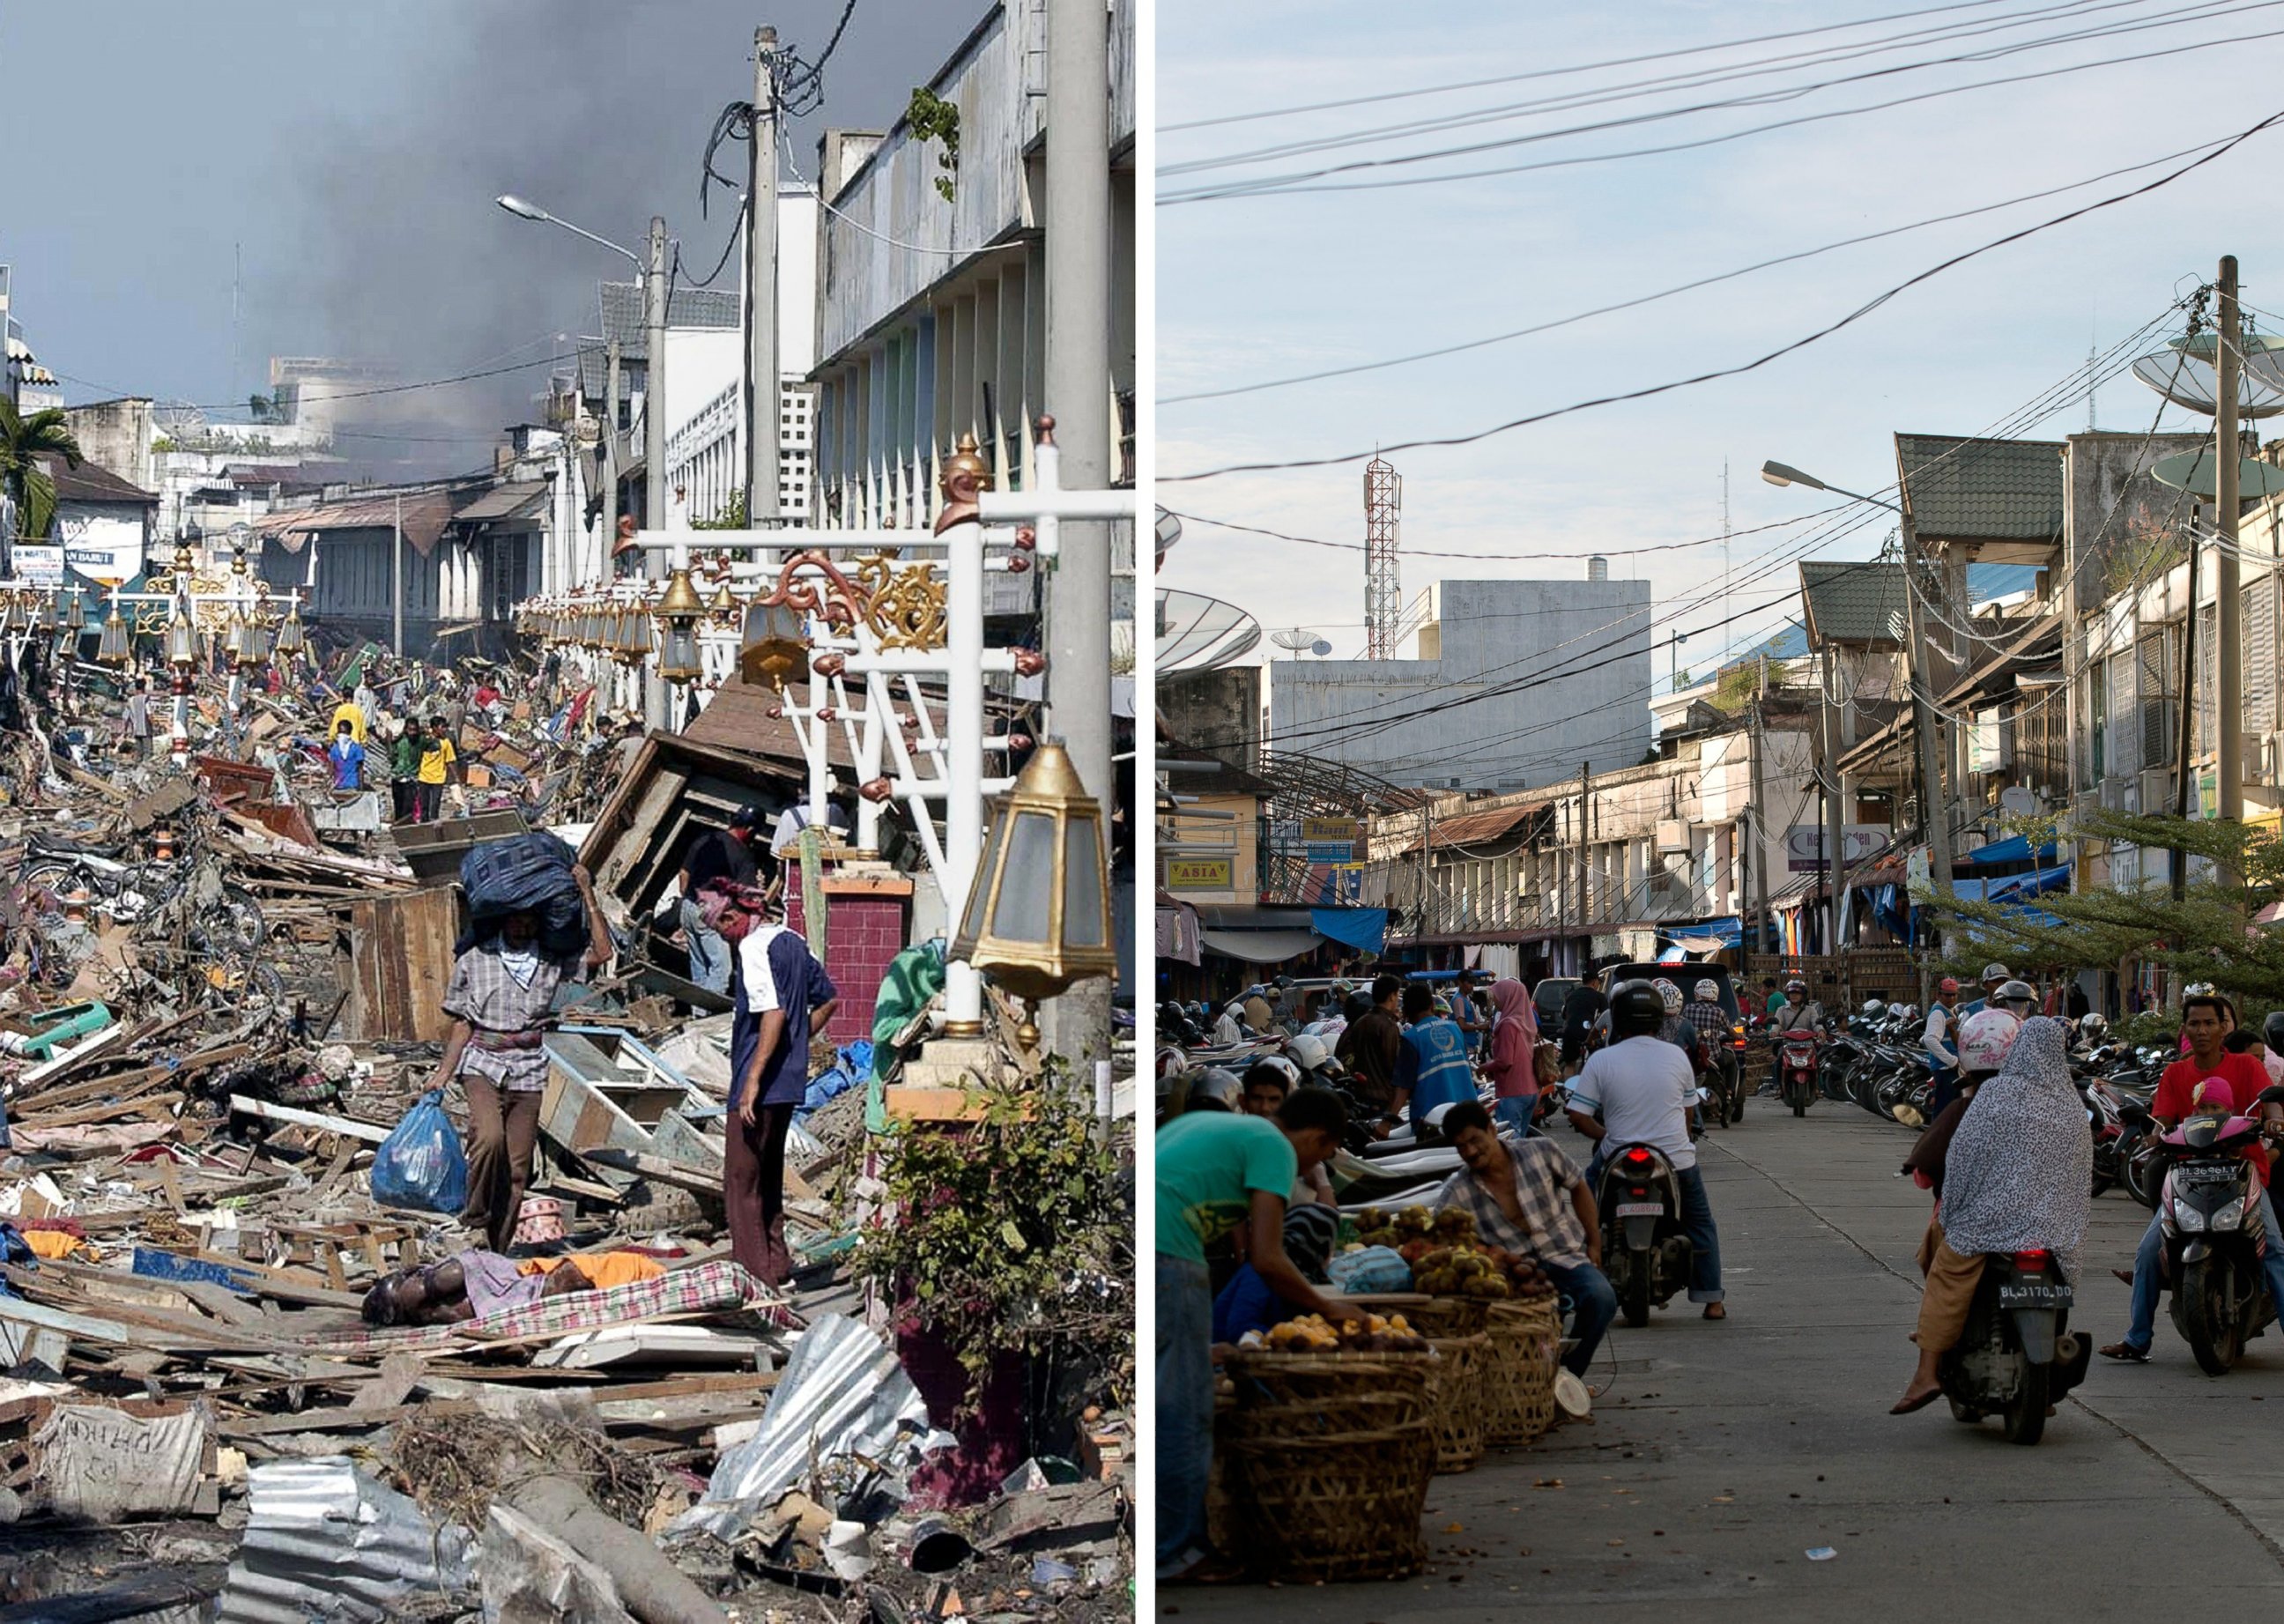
<box><xmin>2149</xmin><ymin>448</ymin><xmax>2284</xmax><ymax>501</ymax></box>
<box><xmin>2132</xmin><ymin>352</ymin><xmax>2284</xmax><ymax>419</ymax></box>
<box><xmin>1310</xmin><ymin>639</ymin><xmax>1332</xmax><ymax>656</ymax></box>
<box><xmin>152</xmin><ymin>399</ymin><xmax>206</xmax><ymax>436</ymax></box>
<box><xmin>1154</xmin><ymin>507</ymin><xmax>1183</xmax><ymax>554</ymax></box>
<box><xmin>1271</xmin><ymin>628</ymin><xmax>1319</xmax><ymax>654</ymax></box>
<box><xmin>1998</xmin><ymin>785</ymin><xmax>2039</xmax><ymax>819</ymax></box>
<box><xmin>1157</xmin><ymin>590</ymin><xmax>1263</xmax><ymax>672</ymax></box>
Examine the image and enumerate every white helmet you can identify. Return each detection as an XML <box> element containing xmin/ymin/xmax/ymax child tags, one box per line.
<box><xmin>1862</xmin><ymin>998</ymin><xmax>1887</xmax><ymax>1019</ymax></box>
<box><xmin>1156</xmin><ymin>1044</ymin><xmax>1189</xmax><ymax>1080</ymax></box>
<box><xmin>1653</xmin><ymin>978</ymin><xmax>1683</xmax><ymax>1014</ymax></box>
<box><xmin>1287</xmin><ymin>1034</ymin><xmax>1331</xmax><ymax>1072</ymax></box>
<box><xmin>1956</xmin><ymin>1009</ymin><xmax>2023</xmax><ymax>1077</ymax></box>
<box><xmin>1693</xmin><ymin>979</ymin><xmax>1720</xmax><ymax>1002</ymax></box>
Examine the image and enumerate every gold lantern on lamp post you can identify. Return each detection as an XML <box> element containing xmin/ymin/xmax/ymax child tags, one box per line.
<box><xmin>738</xmin><ymin>599</ymin><xmax>809</xmax><ymax>690</ymax></box>
<box><xmin>654</xmin><ymin>567</ymin><xmax>705</xmax><ymax>686</ymax></box>
<box><xmin>950</xmin><ymin>738</ymin><xmax>1117</xmax><ymax>1005</ymax></box>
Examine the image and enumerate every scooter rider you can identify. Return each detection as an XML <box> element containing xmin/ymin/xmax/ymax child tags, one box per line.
<box><xmin>2100</xmin><ymin>991</ymin><xmax>2284</xmax><ymax>1363</ymax></box>
<box><xmin>1566</xmin><ymin>978</ymin><xmax>1727</xmax><ymax>1320</ymax></box>
<box><xmin>1762</xmin><ymin>977</ymin><xmax>1821</xmax><ymax>1095</ymax></box>
<box><xmin>1683</xmin><ymin>978</ymin><xmax>1735</xmax><ymax>1103</ymax></box>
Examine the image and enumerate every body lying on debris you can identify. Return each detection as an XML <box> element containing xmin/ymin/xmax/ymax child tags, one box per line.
<box><xmin>360</xmin><ymin>1246</ymin><xmax>667</xmax><ymax>1325</ymax></box>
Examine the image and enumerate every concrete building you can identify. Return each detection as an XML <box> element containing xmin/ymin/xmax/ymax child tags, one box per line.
<box><xmin>1</xmin><ymin>267</ymin><xmax>63</xmax><ymax>413</ymax></box>
<box><xmin>1269</xmin><ymin>575</ymin><xmax>1654</xmax><ymax>794</ymax></box>
<box><xmin>807</xmin><ymin>0</ymin><xmax>1137</xmax><ymax>530</ymax></box>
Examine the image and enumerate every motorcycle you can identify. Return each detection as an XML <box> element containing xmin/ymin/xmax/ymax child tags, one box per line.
<box><xmin>1597</xmin><ymin>1142</ymin><xmax>1694</xmax><ymax>1327</ymax></box>
<box><xmin>1778</xmin><ymin>1027</ymin><xmax>1821</xmax><ymax>1117</ymax></box>
<box><xmin>1939</xmin><ymin>1247</ymin><xmax>2092</xmax><ymax>1445</ymax></box>
<box><xmin>2156</xmin><ymin>1111</ymin><xmax>2278</xmax><ymax>1374</ymax></box>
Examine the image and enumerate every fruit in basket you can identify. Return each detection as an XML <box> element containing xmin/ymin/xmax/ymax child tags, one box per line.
<box><xmin>1393</xmin><ymin>1205</ymin><xmax>1435</xmax><ymax>1239</ymax></box>
<box><xmin>1459</xmin><ymin>1272</ymin><xmax>1512</xmax><ymax>1298</ymax></box>
<box><xmin>1397</xmin><ymin>1238</ymin><xmax>1437</xmax><ymax>1266</ymax></box>
<box><xmin>1356</xmin><ymin>1206</ymin><xmax>1389</xmax><ymax>1231</ymax></box>
<box><xmin>1432</xmin><ymin>1207</ymin><xmax>1477</xmax><ymax>1242</ymax></box>
<box><xmin>1266</xmin><ymin>1315</ymin><xmax>1342</xmax><ymax>1352</ymax></box>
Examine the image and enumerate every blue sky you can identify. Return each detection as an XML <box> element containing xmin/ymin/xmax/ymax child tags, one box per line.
<box><xmin>1157</xmin><ymin>0</ymin><xmax>2284</xmax><ymax>680</ymax></box>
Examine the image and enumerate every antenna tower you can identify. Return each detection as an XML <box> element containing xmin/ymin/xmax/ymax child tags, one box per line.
<box><xmin>1364</xmin><ymin>455</ymin><xmax>1402</xmax><ymax>660</ymax></box>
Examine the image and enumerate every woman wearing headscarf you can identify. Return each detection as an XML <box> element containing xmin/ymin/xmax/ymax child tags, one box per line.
<box><xmin>1892</xmin><ymin>1017</ymin><xmax>2090</xmax><ymax>1414</ymax></box>
<box><xmin>1484</xmin><ymin>979</ymin><xmax>1541</xmax><ymax>1137</ymax></box>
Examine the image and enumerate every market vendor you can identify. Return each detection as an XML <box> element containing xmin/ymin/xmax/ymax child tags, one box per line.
<box><xmin>425</xmin><ymin>863</ymin><xmax>614</xmax><ymax>1253</ymax></box>
<box><xmin>360</xmin><ymin>1247</ymin><xmax>664</xmax><ymax>1326</ymax></box>
<box><xmin>1158</xmin><ymin>1086</ymin><xmax>1349</xmax><ymax>1586</ymax></box>
<box><xmin>1434</xmin><ymin>1098</ymin><xmax>1615</xmax><ymax>1377</ymax></box>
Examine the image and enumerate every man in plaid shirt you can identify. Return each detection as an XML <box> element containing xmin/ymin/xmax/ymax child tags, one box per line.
<box><xmin>1681</xmin><ymin>978</ymin><xmax>1738</xmax><ymax>1109</ymax></box>
<box><xmin>1432</xmin><ymin>1099</ymin><xmax>1615</xmax><ymax>1376</ymax></box>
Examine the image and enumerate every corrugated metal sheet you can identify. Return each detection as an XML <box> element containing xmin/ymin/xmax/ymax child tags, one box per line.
<box><xmin>686</xmin><ymin>1314</ymin><xmax>930</xmax><ymax>1531</ymax></box>
<box><xmin>216</xmin><ymin>1458</ymin><xmax>473</xmax><ymax>1624</ymax></box>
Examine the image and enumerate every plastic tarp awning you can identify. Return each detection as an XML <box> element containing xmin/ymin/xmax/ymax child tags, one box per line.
<box><xmin>1957</xmin><ymin>835</ymin><xmax>2060</xmax><ymax>867</ymax></box>
<box><xmin>1311</xmin><ymin>907</ymin><xmax>1389</xmax><ymax>955</ymax></box>
<box><xmin>1662</xmin><ymin>916</ymin><xmax>1741</xmax><ymax>954</ymax></box>
<box><xmin>1199</xmin><ymin>928</ymin><xmax>1324</xmax><ymax>965</ymax></box>
<box><xmin>1986</xmin><ymin>864</ymin><xmax>2072</xmax><ymax>903</ymax></box>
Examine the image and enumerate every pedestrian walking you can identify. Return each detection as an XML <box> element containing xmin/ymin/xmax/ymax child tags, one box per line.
<box><xmin>118</xmin><ymin>679</ymin><xmax>152</xmax><ymax>761</ymax></box>
<box><xmin>389</xmin><ymin>718</ymin><xmax>422</xmax><ymax>822</ymax></box>
<box><xmin>424</xmin><ymin>864</ymin><xmax>613</xmax><ymax>1252</ymax></box>
<box><xmin>702</xmin><ymin>879</ymin><xmax>838</xmax><ymax>1286</ymax></box>
<box><xmin>414</xmin><ymin>716</ymin><xmax>457</xmax><ymax>822</ymax></box>
<box><xmin>325</xmin><ymin>718</ymin><xmax>365</xmax><ymax>791</ymax></box>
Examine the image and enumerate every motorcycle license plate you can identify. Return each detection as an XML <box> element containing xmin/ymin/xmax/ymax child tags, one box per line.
<box><xmin>1615</xmin><ymin>1202</ymin><xmax>1663</xmax><ymax>1218</ymax></box>
<box><xmin>1998</xmin><ymin>1279</ymin><xmax>2070</xmax><ymax>1309</ymax></box>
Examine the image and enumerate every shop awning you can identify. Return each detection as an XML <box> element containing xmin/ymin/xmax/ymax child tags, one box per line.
<box><xmin>1311</xmin><ymin>908</ymin><xmax>1388</xmax><ymax>955</ymax></box>
<box><xmin>1199</xmin><ymin>928</ymin><xmax>1326</xmax><ymax>965</ymax></box>
<box><xmin>1957</xmin><ymin>834</ymin><xmax>2060</xmax><ymax>868</ymax></box>
<box><xmin>1661</xmin><ymin>916</ymin><xmax>1741</xmax><ymax>954</ymax></box>
<box><xmin>1156</xmin><ymin>892</ymin><xmax>1201</xmax><ymax>967</ymax></box>
<box><xmin>1986</xmin><ymin>864</ymin><xmax>2071</xmax><ymax>903</ymax></box>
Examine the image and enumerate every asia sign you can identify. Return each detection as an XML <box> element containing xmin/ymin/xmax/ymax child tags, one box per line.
<box><xmin>1164</xmin><ymin>856</ymin><xmax>1234</xmax><ymax>892</ymax></box>
<box><xmin>1785</xmin><ymin>826</ymin><xmax>1888</xmax><ymax>872</ymax></box>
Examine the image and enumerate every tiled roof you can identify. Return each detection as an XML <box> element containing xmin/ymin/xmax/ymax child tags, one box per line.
<box><xmin>598</xmin><ymin>282</ymin><xmax>741</xmax><ymax>356</ymax></box>
<box><xmin>1895</xmin><ymin>434</ymin><xmax>2065</xmax><ymax>544</ymax></box>
<box><xmin>37</xmin><ymin>454</ymin><xmax>156</xmax><ymax>506</ymax></box>
<box><xmin>1798</xmin><ymin>560</ymin><xmax>1908</xmax><ymax>647</ymax></box>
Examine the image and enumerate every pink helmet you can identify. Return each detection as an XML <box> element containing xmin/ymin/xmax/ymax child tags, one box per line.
<box><xmin>1956</xmin><ymin>1009</ymin><xmax>2022</xmax><ymax>1077</ymax></box>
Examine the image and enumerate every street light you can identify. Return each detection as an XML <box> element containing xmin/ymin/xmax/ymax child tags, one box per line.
<box><xmin>952</xmin><ymin>738</ymin><xmax>1118</xmax><ymax>1009</ymax></box>
<box><xmin>493</xmin><ymin>195</ymin><xmax>642</xmax><ymax>267</ymax></box>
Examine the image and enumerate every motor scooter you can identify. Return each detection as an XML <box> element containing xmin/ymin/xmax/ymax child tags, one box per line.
<box><xmin>1597</xmin><ymin>1142</ymin><xmax>1694</xmax><ymax>1327</ymax></box>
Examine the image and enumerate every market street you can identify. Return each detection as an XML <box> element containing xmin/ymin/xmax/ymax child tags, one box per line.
<box><xmin>1172</xmin><ymin>1104</ymin><xmax>2284</xmax><ymax>1621</ymax></box>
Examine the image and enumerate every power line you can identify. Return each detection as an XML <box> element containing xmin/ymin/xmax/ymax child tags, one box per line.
<box><xmin>1162</xmin><ymin>128</ymin><xmax>2242</xmax><ymax>404</ymax></box>
<box><xmin>1163</xmin><ymin>10</ymin><xmax>2284</xmax><ymax>202</ymax></box>
<box><xmin>1158</xmin><ymin>503</ymin><xmax>1847</xmax><ymax>560</ymax></box>
<box><xmin>1165</xmin><ymin>0</ymin><xmax>2169</xmax><ymax>176</ymax></box>
<box><xmin>1163</xmin><ymin>0</ymin><xmax>2047</xmax><ymax>132</ymax></box>
<box><xmin>1161</xmin><ymin>112</ymin><xmax>2284</xmax><ymax>483</ymax></box>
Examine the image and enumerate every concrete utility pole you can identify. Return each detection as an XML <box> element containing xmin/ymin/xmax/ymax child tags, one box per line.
<box><xmin>746</xmin><ymin>28</ymin><xmax>782</xmax><ymax>525</ymax></box>
<box><xmin>2175</xmin><ymin>508</ymin><xmax>2201</xmax><ymax>901</ymax></box>
<box><xmin>642</xmin><ymin>214</ymin><xmax>670</xmax><ymax>729</ymax></box>
<box><xmin>1898</xmin><ymin>510</ymin><xmax>1955</xmax><ymax>919</ymax></box>
<box><xmin>391</xmin><ymin>491</ymin><xmax>404</xmax><ymax>658</ymax></box>
<box><xmin>1041</xmin><ymin>0</ymin><xmax>1113</xmax><ymax>1063</ymax></box>
<box><xmin>2217</xmin><ymin>254</ymin><xmax>2245</xmax><ymax>824</ymax></box>
<box><xmin>1821</xmin><ymin>646</ymin><xmax>1850</xmax><ymax>950</ymax></box>
<box><xmin>1747</xmin><ymin>693</ymin><xmax>1769</xmax><ymax>958</ymax></box>
<box><xmin>1576</xmin><ymin>762</ymin><xmax>1591</xmax><ymax>970</ymax></box>
<box><xmin>604</xmin><ymin>339</ymin><xmax>622</xmax><ymax>582</ymax></box>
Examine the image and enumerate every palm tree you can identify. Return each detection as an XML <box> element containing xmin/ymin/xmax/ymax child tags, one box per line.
<box><xmin>0</xmin><ymin>397</ymin><xmax>83</xmax><ymax>551</ymax></box>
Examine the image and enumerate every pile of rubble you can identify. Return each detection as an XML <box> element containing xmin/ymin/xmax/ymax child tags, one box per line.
<box><xmin>0</xmin><ymin>646</ymin><xmax>1134</xmax><ymax>1623</ymax></box>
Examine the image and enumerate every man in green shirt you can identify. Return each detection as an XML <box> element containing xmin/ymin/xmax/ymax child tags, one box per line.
<box><xmin>1158</xmin><ymin>1087</ymin><xmax>1347</xmax><ymax>1583</ymax></box>
<box><xmin>389</xmin><ymin>719</ymin><xmax>424</xmax><ymax>823</ymax></box>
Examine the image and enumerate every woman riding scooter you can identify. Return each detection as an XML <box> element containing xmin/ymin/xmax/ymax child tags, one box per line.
<box><xmin>1892</xmin><ymin>1017</ymin><xmax>2089</xmax><ymax>1414</ymax></box>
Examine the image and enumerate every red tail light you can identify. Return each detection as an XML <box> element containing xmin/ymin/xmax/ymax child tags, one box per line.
<box><xmin>2013</xmin><ymin>1250</ymin><xmax>2050</xmax><ymax>1272</ymax></box>
<box><xmin>1624</xmin><ymin>1147</ymin><xmax>1653</xmax><ymax>1164</ymax></box>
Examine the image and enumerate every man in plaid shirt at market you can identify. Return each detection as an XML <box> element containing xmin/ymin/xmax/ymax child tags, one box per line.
<box><xmin>1431</xmin><ymin>1099</ymin><xmax>1615</xmax><ymax>1376</ymax></box>
<box><xmin>1681</xmin><ymin>978</ymin><xmax>1738</xmax><ymax>1100</ymax></box>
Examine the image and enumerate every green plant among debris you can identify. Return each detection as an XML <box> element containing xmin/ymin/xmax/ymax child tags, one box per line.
<box><xmin>1922</xmin><ymin>810</ymin><xmax>2284</xmax><ymax>1005</ymax></box>
<box><xmin>907</xmin><ymin>86</ymin><xmax>961</xmax><ymax>202</ymax></box>
<box><xmin>856</xmin><ymin>1067</ymin><xmax>1131</xmax><ymax>1413</ymax></box>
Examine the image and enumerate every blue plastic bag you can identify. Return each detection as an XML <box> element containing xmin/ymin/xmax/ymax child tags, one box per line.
<box><xmin>370</xmin><ymin>1090</ymin><xmax>469</xmax><ymax>1214</ymax></box>
<box><xmin>1325</xmin><ymin>1244</ymin><xmax>1413</xmax><ymax>1295</ymax></box>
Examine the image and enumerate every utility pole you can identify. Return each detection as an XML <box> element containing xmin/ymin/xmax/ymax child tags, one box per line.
<box><xmin>604</xmin><ymin>339</ymin><xmax>622</xmax><ymax>584</ymax></box>
<box><xmin>642</xmin><ymin>214</ymin><xmax>670</xmax><ymax>730</ymax></box>
<box><xmin>746</xmin><ymin>28</ymin><xmax>782</xmax><ymax>525</ymax></box>
<box><xmin>2217</xmin><ymin>254</ymin><xmax>2244</xmax><ymax>826</ymax></box>
<box><xmin>1747</xmin><ymin>692</ymin><xmax>1769</xmax><ymax>960</ymax></box>
<box><xmin>1898</xmin><ymin>512</ymin><xmax>1955</xmax><ymax>927</ymax></box>
<box><xmin>391</xmin><ymin>491</ymin><xmax>404</xmax><ymax>658</ymax></box>
<box><xmin>1576</xmin><ymin>761</ymin><xmax>1591</xmax><ymax>972</ymax></box>
<box><xmin>2174</xmin><ymin>508</ymin><xmax>2201</xmax><ymax>902</ymax></box>
<box><xmin>1040</xmin><ymin>0</ymin><xmax>1113</xmax><ymax>1064</ymax></box>
<box><xmin>1821</xmin><ymin>645</ymin><xmax>1849</xmax><ymax>950</ymax></box>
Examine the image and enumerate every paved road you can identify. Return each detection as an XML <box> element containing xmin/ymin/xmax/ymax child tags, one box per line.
<box><xmin>1175</xmin><ymin>1100</ymin><xmax>2284</xmax><ymax>1621</ymax></box>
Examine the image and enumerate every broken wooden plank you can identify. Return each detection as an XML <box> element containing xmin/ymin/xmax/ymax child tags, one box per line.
<box><xmin>226</xmin><ymin>1094</ymin><xmax>392</xmax><ymax>1143</ymax></box>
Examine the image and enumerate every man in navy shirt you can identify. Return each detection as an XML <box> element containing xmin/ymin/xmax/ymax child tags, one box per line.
<box><xmin>728</xmin><ymin>904</ymin><xmax>838</xmax><ymax>1285</ymax></box>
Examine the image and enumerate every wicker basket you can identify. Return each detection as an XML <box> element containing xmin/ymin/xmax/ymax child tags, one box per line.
<box><xmin>1207</xmin><ymin>1392</ymin><xmax>1242</xmax><ymax>1554</ymax></box>
<box><xmin>1221</xmin><ymin>1350</ymin><xmax>1437</xmax><ymax>1428</ymax></box>
<box><xmin>1425</xmin><ymin>1332</ymin><xmax>1489</xmax><ymax>1472</ymax></box>
<box><xmin>1482</xmin><ymin>1296</ymin><xmax>1561</xmax><ymax>1447</ymax></box>
<box><xmin>1401</xmin><ymin>1295</ymin><xmax>1491</xmax><ymax>1339</ymax></box>
<box><xmin>1227</xmin><ymin>1416</ymin><xmax>1436</xmax><ymax>1583</ymax></box>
